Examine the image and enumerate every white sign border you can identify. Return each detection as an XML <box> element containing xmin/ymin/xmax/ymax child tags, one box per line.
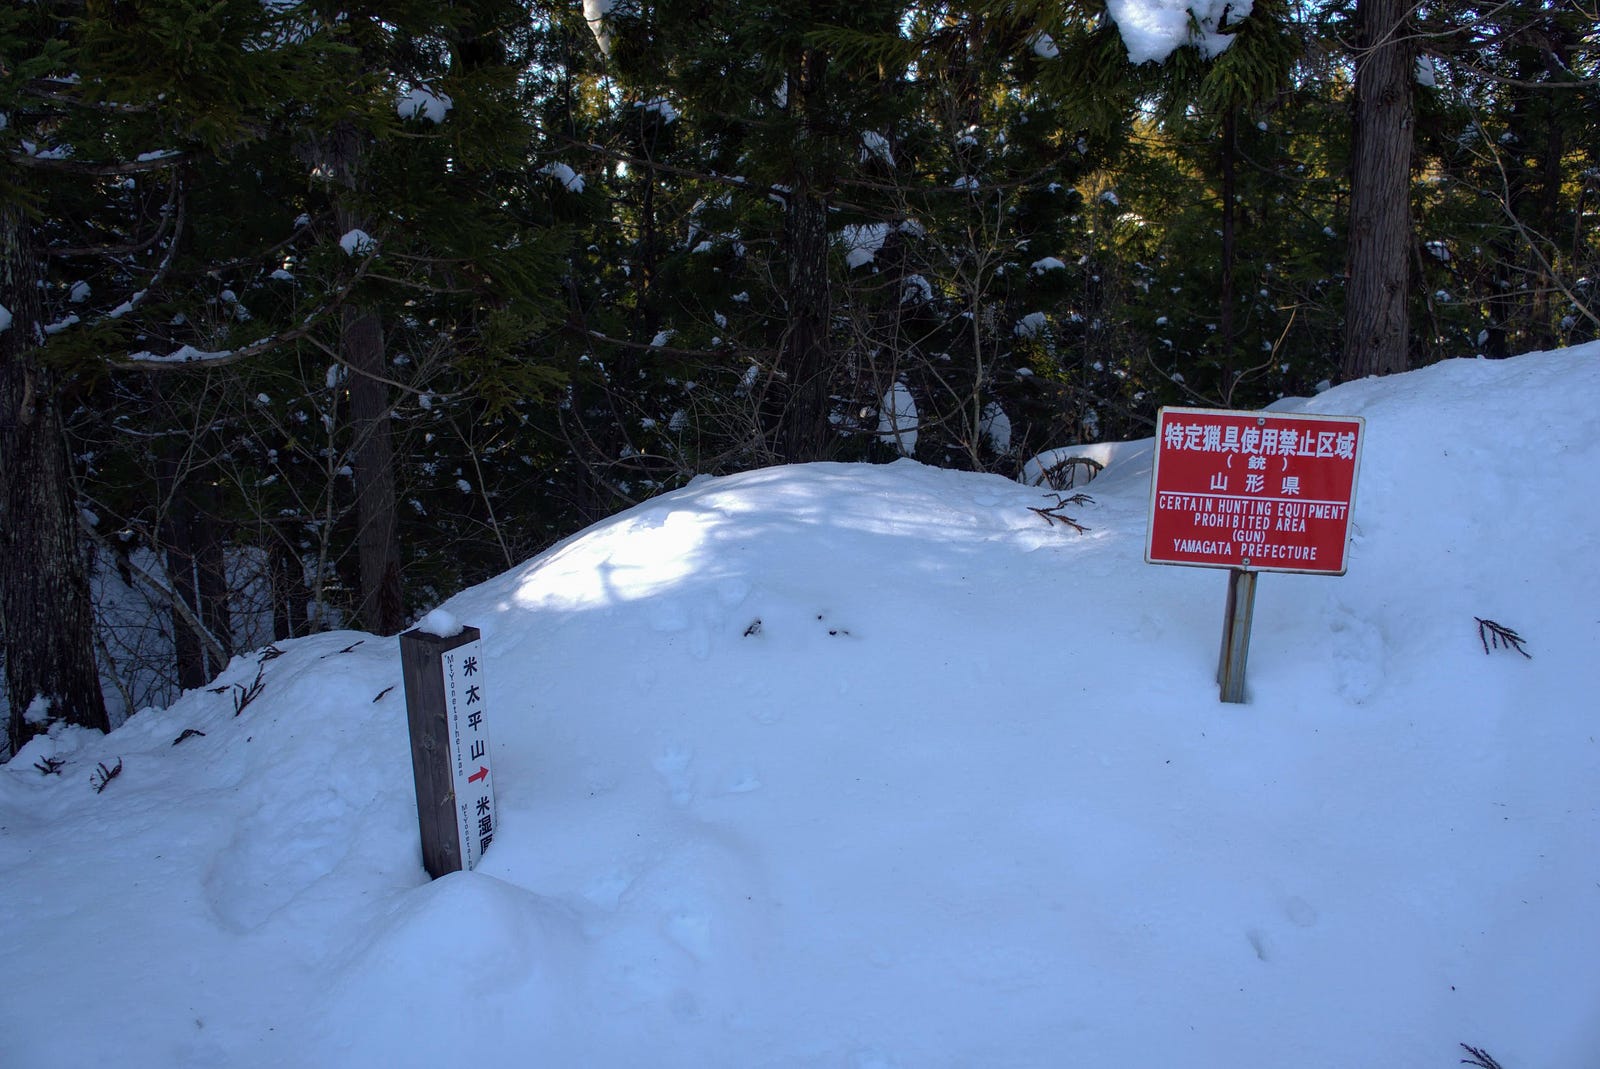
<box><xmin>1145</xmin><ymin>406</ymin><xmax>1367</xmax><ymax>576</ymax></box>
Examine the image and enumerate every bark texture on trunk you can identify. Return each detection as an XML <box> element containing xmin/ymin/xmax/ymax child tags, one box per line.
<box><xmin>776</xmin><ymin>50</ymin><xmax>836</xmax><ymax>464</ymax></box>
<box><xmin>323</xmin><ymin>117</ymin><xmax>404</xmax><ymax>637</ymax></box>
<box><xmin>780</xmin><ymin>183</ymin><xmax>834</xmax><ymax>463</ymax></box>
<box><xmin>1342</xmin><ymin>0</ymin><xmax>1415</xmax><ymax>380</ymax></box>
<box><xmin>1219</xmin><ymin>108</ymin><xmax>1238</xmax><ymax>397</ymax></box>
<box><xmin>342</xmin><ymin>303</ymin><xmax>404</xmax><ymax>636</ymax></box>
<box><xmin>2</xmin><ymin>201</ymin><xmax>109</xmax><ymax>752</ymax></box>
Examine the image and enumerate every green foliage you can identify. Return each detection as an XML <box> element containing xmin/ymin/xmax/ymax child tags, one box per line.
<box><xmin>7</xmin><ymin>0</ymin><xmax>1600</xmax><ymax>715</ymax></box>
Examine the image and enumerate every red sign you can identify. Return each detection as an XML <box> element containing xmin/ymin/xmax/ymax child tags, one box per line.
<box><xmin>1146</xmin><ymin>407</ymin><xmax>1364</xmax><ymax>575</ymax></box>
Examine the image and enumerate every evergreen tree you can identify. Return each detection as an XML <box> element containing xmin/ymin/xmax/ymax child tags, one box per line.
<box><xmin>2</xmin><ymin>0</ymin><xmax>562</xmax><ymax>749</ymax></box>
<box><xmin>1409</xmin><ymin>0</ymin><xmax>1600</xmax><ymax>360</ymax></box>
<box><xmin>1</xmin><ymin>0</ymin><xmax>347</xmax><ymax>749</ymax></box>
<box><xmin>1341</xmin><ymin>0</ymin><xmax>1416</xmax><ymax>379</ymax></box>
<box><xmin>585</xmin><ymin>0</ymin><xmax>912</xmax><ymax>463</ymax></box>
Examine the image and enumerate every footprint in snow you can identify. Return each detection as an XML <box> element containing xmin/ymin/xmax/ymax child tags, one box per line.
<box><xmin>652</xmin><ymin>745</ymin><xmax>695</xmax><ymax>805</ymax></box>
<box><xmin>1283</xmin><ymin>895</ymin><xmax>1318</xmax><ymax>928</ymax></box>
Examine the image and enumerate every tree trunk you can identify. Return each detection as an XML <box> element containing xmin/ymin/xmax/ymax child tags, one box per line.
<box><xmin>343</xmin><ymin>304</ymin><xmax>404</xmax><ymax>635</ymax></box>
<box><xmin>779</xmin><ymin>185</ymin><xmax>834</xmax><ymax>462</ymax></box>
<box><xmin>1342</xmin><ymin>0</ymin><xmax>1415</xmax><ymax>380</ymax></box>
<box><xmin>776</xmin><ymin>52</ymin><xmax>835</xmax><ymax>463</ymax></box>
<box><xmin>1</xmin><ymin>200</ymin><xmax>109</xmax><ymax>753</ymax></box>
<box><xmin>1219</xmin><ymin>108</ymin><xmax>1238</xmax><ymax>399</ymax></box>
<box><xmin>1520</xmin><ymin>33</ymin><xmax>1566</xmax><ymax>355</ymax></box>
<box><xmin>322</xmin><ymin>114</ymin><xmax>405</xmax><ymax>637</ymax></box>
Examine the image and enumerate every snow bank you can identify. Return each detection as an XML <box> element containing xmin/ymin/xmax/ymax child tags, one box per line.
<box><xmin>3</xmin><ymin>345</ymin><xmax>1599</xmax><ymax>1068</ymax></box>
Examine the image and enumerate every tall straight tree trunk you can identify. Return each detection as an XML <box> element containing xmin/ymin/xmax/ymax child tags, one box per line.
<box><xmin>1342</xmin><ymin>0</ymin><xmax>1415</xmax><ymax>379</ymax></box>
<box><xmin>780</xmin><ymin>183</ymin><xmax>834</xmax><ymax>462</ymax></box>
<box><xmin>777</xmin><ymin>51</ymin><xmax>835</xmax><ymax>463</ymax></box>
<box><xmin>342</xmin><ymin>302</ymin><xmax>404</xmax><ymax>635</ymax></box>
<box><xmin>1515</xmin><ymin>35</ymin><xmax>1565</xmax><ymax>355</ymax></box>
<box><xmin>1219</xmin><ymin>108</ymin><xmax>1239</xmax><ymax>399</ymax></box>
<box><xmin>1</xmin><ymin>200</ymin><xmax>108</xmax><ymax>752</ymax></box>
<box><xmin>322</xmin><ymin>114</ymin><xmax>404</xmax><ymax>637</ymax></box>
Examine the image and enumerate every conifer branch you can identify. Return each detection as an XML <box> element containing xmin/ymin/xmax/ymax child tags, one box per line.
<box><xmin>23</xmin><ymin>80</ymin><xmax>157</xmax><ymax>113</ymax></box>
<box><xmin>106</xmin><ymin>255</ymin><xmax>376</xmax><ymax>372</ymax></box>
<box><xmin>33</xmin><ymin>175</ymin><xmax>187</xmax><ymax>336</ymax></box>
<box><xmin>580</xmin><ymin>326</ymin><xmax>753</xmax><ymax>361</ymax></box>
<box><xmin>90</xmin><ymin>758</ymin><xmax>123</xmax><ymax>794</ymax></box>
<box><xmin>232</xmin><ymin>665</ymin><xmax>267</xmax><ymax>715</ymax></box>
<box><xmin>1029</xmin><ymin>492</ymin><xmax>1094</xmax><ymax>532</ymax></box>
<box><xmin>556</xmin><ymin>134</ymin><xmax>876</xmax><ymax>216</ymax></box>
<box><xmin>1426</xmin><ymin>51</ymin><xmax>1600</xmax><ymax>90</ymax></box>
<box><xmin>1030</xmin><ymin>456</ymin><xmax>1104</xmax><ymax>491</ymax></box>
<box><xmin>49</xmin><ymin>171</ymin><xmax>183</xmax><ymax>259</ymax></box>
<box><xmin>8</xmin><ymin>150</ymin><xmax>187</xmax><ymax>176</ymax></box>
<box><xmin>1475</xmin><ymin>618</ymin><xmax>1531</xmax><ymax>658</ymax></box>
<box><xmin>300</xmin><ymin>333</ymin><xmax>425</xmax><ymax>400</ymax></box>
<box><xmin>1476</xmin><ymin>140</ymin><xmax>1600</xmax><ymax>333</ymax></box>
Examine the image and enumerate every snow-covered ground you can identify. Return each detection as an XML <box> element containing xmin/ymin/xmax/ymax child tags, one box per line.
<box><xmin>3</xmin><ymin>346</ymin><xmax>1598</xmax><ymax>1068</ymax></box>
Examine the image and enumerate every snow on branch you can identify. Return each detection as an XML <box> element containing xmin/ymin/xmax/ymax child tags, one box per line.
<box><xmin>539</xmin><ymin>162</ymin><xmax>586</xmax><ymax>193</ymax></box>
<box><xmin>109</xmin><ymin>235</ymin><xmax>377</xmax><ymax>371</ymax></box>
<box><xmin>583</xmin><ymin>0</ymin><xmax>616</xmax><ymax>54</ymax></box>
<box><xmin>8</xmin><ymin>148</ymin><xmax>189</xmax><ymax>176</ymax></box>
<box><xmin>1105</xmin><ymin>0</ymin><xmax>1253</xmax><ymax>63</ymax></box>
<box><xmin>397</xmin><ymin>85</ymin><xmax>453</xmax><ymax>123</ymax></box>
<box><xmin>115</xmin><ymin>301</ymin><xmax>322</xmax><ymax>370</ymax></box>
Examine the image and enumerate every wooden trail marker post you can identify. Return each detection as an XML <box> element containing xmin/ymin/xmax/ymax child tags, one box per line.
<box><xmin>1146</xmin><ymin>407</ymin><xmax>1365</xmax><ymax>703</ymax></box>
<box><xmin>399</xmin><ymin>624</ymin><xmax>497</xmax><ymax>878</ymax></box>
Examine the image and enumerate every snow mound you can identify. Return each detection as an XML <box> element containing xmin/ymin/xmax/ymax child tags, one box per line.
<box><xmin>3</xmin><ymin>345</ymin><xmax>1600</xmax><ymax>1068</ymax></box>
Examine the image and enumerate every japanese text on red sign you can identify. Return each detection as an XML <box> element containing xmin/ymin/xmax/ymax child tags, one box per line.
<box><xmin>1160</xmin><ymin>419</ymin><xmax>1358</xmax><ymax>462</ymax></box>
<box><xmin>1146</xmin><ymin>408</ymin><xmax>1364</xmax><ymax>575</ymax></box>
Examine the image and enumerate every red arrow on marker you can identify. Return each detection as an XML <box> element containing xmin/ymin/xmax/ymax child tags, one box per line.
<box><xmin>467</xmin><ymin>766</ymin><xmax>489</xmax><ymax>784</ymax></box>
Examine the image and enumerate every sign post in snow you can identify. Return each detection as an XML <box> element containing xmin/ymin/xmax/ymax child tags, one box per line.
<box><xmin>398</xmin><ymin>623</ymin><xmax>496</xmax><ymax>878</ymax></box>
<box><xmin>1146</xmin><ymin>407</ymin><xmax>1365</xmax><ymax>703</ymax></box>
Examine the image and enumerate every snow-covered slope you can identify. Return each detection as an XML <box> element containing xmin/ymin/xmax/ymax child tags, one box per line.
<box><xmin>3</xmin><ymin>346</ymin><xmax>1598</xmax><ymax>1068</ymax></box>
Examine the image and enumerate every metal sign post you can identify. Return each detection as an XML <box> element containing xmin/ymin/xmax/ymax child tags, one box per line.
<box><xmin>398</xmin><ymin>625</ymin><xmax>497</xmax><ymax>878</ymax></box>
<box><xmin>1147</xmin><ymin>408</ymin><xmax>1365</xmax><ymax>703</ymax></box>
<box><xmin>1216</xmin><ymin>568</ymin><xmax>1258</xmax><ymax>704</ymax></box>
